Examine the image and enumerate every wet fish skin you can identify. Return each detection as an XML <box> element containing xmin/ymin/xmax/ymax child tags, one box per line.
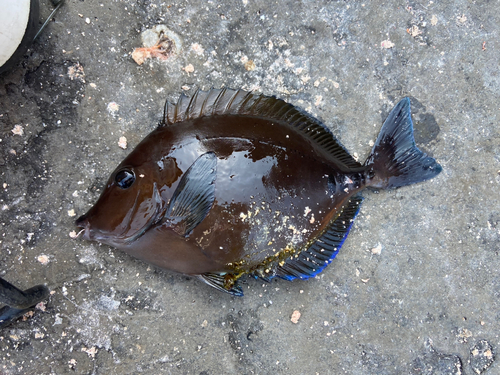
<box><xmin>76</xmin><ymin>89</ymin><xmax>441</xmax><ymax>295</ymax></box>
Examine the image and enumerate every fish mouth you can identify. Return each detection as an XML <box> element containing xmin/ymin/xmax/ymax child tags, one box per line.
<box><xmin>75</xmin><ymin>183</ymin><xmax>165</xmax><ymax>245</ymax></box>
<box><xmin>75</xmin><ymin>214</ymin><xmax>92</xmax><ymax>240</ymax></box>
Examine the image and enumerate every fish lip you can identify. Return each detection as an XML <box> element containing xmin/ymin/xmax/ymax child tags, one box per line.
<box><xmin>75</xmin><ymin>214</ymin><xmax>92</xmax><ymax>240</ymax></box>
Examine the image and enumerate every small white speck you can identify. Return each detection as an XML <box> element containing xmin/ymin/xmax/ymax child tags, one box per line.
<box><xmin>11</xmin><ymin>125</ymin><xmax>24</xmax><ymax>136</ymax></box>
<box><xmin>183</xmin><ymin>64</ymin><xmax>194</xmax><ymax>73</ymax></box>
<box><xmin>371</xmin><ymin>243</ymin><xmax>382</xmax><ymax>255</ymax></box>
<box><xmin>54</xmin><ymin>314</ymin><xmax>63</xmax><ymax>325</ymax></box>
<box><xmin>107</xmin><ymin>102</ymin><xmax>120</xmax><ymax>115</ymax></box>
<box><xmin>190</xmin><ymin>43</ymin><xmax>204</xmax><ymax>55</ymax></box>
<box><xmin>37</xmin><ymin>255</ymin><xmax>50</xmax><ymax>265</ymax></box>
<box><xmin>381</xmin><ymin>40</ymin><xmax>395</xmax><ymax>49</ymax></box>
<box><xmin>118</xmin><ymin>136</ymin><xmax>127</xmax><ymax>149</ymax></box>
<box><xmin>290</xmin><ymin>310</ymin><xmax>301</xmax><ymax>323</ymax></box>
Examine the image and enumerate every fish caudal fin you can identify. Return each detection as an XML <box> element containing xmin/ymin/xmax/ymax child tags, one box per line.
<box><xmin>364</xmin><ymin>98</ymin><xmax>442</xmax><ymax>189</ymax></box>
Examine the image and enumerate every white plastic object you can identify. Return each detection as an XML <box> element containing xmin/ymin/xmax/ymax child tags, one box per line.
<box><xmin>0</xmin><ymin>0</ymin><xmax>39</xmax><ymax>73</ymax></box>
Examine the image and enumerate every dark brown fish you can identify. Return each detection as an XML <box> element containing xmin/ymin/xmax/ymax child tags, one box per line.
<box><xmin>76</xmin><ymin>89</ymin><xmax>441</xmax><ymax>295</ymax></box>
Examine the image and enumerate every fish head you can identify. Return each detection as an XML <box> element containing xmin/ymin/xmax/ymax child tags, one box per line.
<box><xmin>75</xmin><ymin>146</ymin><xmax>180</xmax><ymax>247</ymax></box>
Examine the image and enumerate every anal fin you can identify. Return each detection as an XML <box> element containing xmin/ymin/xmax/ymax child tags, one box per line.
<box><xmin>276</xmin><ymin>195</ymin><xmax>363</xmax><ymax>280</ymax></box>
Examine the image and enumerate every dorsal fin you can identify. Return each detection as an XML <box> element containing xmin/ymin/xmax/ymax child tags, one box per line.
<box><xmin>162</xmin><ymin>88</ymin><xmax>362</xmax><ymax>169</ymax></box>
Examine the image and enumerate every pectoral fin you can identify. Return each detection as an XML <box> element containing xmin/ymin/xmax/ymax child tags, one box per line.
<box><xmin>164</xmin><ymin>152</ymin><xmax>217</xmax><ymax>237</ymax></box>
<box><xmin>196</xmin><ymin>273</ymin><xmax>244</xmax><ymax>296</ymax></box>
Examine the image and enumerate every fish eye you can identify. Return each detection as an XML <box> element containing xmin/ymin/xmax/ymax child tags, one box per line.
<box><xmin>115</xmin><ymin>169</ymin><xmax>135</xmax><ymax>189</ymax></box>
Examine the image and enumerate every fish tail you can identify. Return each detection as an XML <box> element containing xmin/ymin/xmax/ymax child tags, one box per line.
<box><xmin>364</xmin><ymin>98</ymin><xmax>442</xmax><ymax>189</ymax></box>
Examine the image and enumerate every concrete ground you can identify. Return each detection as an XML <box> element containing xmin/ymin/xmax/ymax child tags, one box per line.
<box><xmin>0</xmin><ymin>0</ymin><xmax>499</xmax><ymax>374</ymax></box>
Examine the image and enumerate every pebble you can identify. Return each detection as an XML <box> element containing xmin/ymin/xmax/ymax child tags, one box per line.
<box><xmin>290</xmin><ymin>310</ymin><xmax>301</xmax><ymax>324</ymax></box>
<box><xmin>470</xmin><ymin>340</ymin><xmax>494</xmax><ymax>374</ymax></box>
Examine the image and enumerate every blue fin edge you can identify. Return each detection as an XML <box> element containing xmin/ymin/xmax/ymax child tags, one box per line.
<box><xmin>274</xmin><ymin>195</ymin><xmax>363</xmax><ymax>281</ymax></box>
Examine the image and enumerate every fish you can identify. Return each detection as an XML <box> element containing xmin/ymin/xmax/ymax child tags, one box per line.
<box><xmin>75</xmin><ymin>88</ymin><xmax>442</xmax><ymax>296</ymax></box>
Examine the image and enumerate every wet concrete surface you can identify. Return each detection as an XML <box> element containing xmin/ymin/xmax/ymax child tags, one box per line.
<box><xmin>0</xmin><ymin>0</ymin><xmax>499</xmax><ymax>374</ymax></box>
